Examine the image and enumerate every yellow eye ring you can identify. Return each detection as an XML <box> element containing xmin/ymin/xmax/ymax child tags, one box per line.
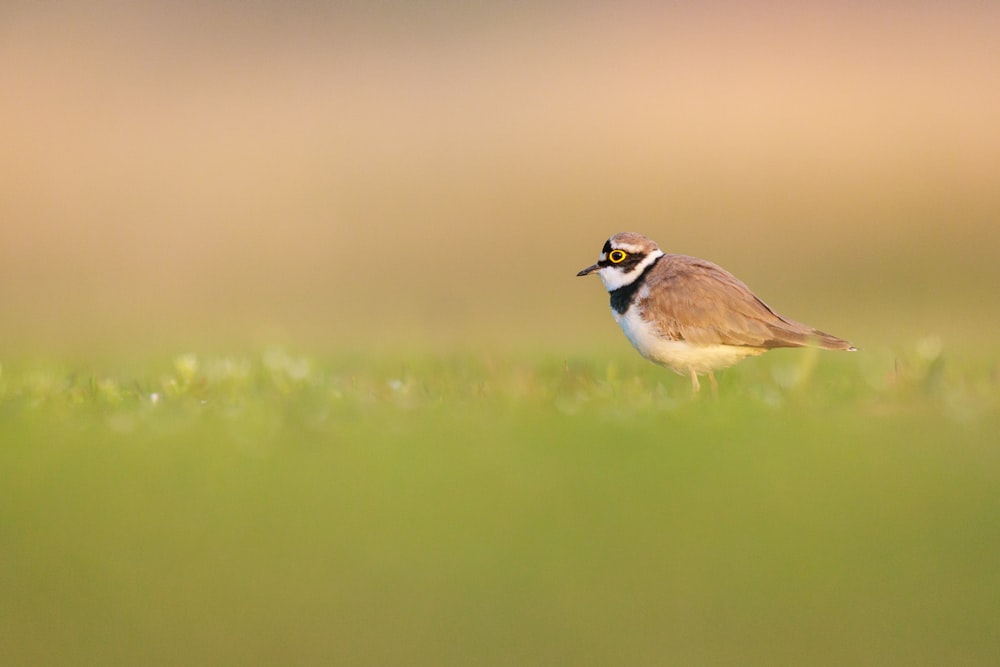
<box><xmin>608</xmin><ymin>249</ymin><xmax>627</xmax><ymax>263</ymax></box>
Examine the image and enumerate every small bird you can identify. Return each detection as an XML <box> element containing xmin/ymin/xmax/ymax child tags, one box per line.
<box><xmin>577</xmin><ymin>232</ymin><xmax>856</xmax><ymax>392</ymax></box>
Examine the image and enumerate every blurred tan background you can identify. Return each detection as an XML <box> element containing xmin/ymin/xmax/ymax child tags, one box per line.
<box><xmin>2</xmin><ymin>2</ymin><xmax>998</xmax><ymax>354</ymax></box>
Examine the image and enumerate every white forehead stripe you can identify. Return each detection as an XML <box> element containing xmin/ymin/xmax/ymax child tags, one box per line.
<box><xmin>611</xmin><ymin>243</ymin><xmax>647</xmax><ymax>254</ymax></box>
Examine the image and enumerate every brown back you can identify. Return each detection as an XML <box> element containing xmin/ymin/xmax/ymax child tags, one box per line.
<box><xmin>639</xmin><ymin>254</ymin><xmax>854</xmax><ymax>350</ymax></box>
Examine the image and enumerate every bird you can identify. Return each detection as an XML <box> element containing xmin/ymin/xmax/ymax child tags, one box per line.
<box><xmin>577</xmin><ymin>232</ymin><xmax>856</xmax><ymax>392</ymax></box>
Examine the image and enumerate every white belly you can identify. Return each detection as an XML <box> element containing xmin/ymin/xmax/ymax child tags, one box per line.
<box><xmin>613</xmin><ymin>306</ymin><xmax>763</xmax><ymax>375</ymax></box>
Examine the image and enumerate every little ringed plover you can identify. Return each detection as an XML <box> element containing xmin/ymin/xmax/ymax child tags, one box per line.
<box><xmin>577</xmin><ymin>232</ymin><xmax>856</xmax><ymax>392</ymax></box>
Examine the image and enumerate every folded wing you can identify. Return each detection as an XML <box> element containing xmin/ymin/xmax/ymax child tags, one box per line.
<box><xmin>639</xmin><ymin>255</ymin><xmax>854</xmax><ymax>350</ymax></box>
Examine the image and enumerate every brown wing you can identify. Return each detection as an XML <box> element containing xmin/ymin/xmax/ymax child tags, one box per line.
<box><xmin>639</xmin><ymin>255</ymin><xmax>854</xmax><ymax>350</ymax></box>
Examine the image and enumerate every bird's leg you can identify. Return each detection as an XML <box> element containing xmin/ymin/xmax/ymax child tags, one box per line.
<box><xmin>689</xmin><ymin>369</ymin><xmax>701</xmax><ymax>393</ymax></box>
<box><xmin>708</xmin><ymin>372</ymin><xmax>719</xmax><ymax>397</ymax></box>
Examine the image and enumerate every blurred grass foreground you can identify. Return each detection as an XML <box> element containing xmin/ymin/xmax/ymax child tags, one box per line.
<box><xmin>2</xmin><ymin>2</ymin><xmax>1000</xmax><ymax>665</ymax></box>
<box><xmin>2</xmin><ymin>346</ymin><xmax>999</xmax><ymax>665</ymax></box>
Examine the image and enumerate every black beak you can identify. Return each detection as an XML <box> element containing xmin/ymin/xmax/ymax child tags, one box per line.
<box><xmin>577</xmin><ymin>263</ymin><xmax>599</xmax><ymax>277</ymax></box>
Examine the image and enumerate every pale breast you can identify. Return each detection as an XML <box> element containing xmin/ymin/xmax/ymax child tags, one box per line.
<box><xmin>613</xmin><ymin>303</ymin><xmax>764</xmax><ymax>375</ymax></box>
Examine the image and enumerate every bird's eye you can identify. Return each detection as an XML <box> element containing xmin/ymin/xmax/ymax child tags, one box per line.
<box><xmin>608</xmin><ymin>249</ymin><xmax>627</xmax><ymax>263</ymax></box>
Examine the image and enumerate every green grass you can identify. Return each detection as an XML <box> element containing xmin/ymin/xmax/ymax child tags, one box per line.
<box><xmin>2</xmin><ymin>346</ymin><xmax>999</xmax><ymax>666</ymax></box>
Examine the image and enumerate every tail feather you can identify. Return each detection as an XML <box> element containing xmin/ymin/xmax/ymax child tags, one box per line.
<box><xmin>809</xmin><ymin>329</ymin><xmax>857</xmax><ymax>351</ymax></box>
<box><xmin>746</xmin><ymin>293</ymin><xmax>856</xmax><ymax>351</ymax></box>
<box><xmin>762</xmin><ymin>323</ymin><xmax>856</xmax><ymax>351</ymax></box>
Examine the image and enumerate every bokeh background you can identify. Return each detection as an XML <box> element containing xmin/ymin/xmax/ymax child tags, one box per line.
<box><xmin>3</xmin><ymin>5</ymin><xmax>1000</xmax><ymax>666</ymax></box>
<box><xmin>2</xmin><ymin>1</ymin><xmax>998</xmax><ymax>355</ymax></box>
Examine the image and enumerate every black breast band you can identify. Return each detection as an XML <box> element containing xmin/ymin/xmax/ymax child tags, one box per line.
<box><xmin>609</xmin><ymin>255</ymin><xmax>663</xmax><ymax>315</ymax></box>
